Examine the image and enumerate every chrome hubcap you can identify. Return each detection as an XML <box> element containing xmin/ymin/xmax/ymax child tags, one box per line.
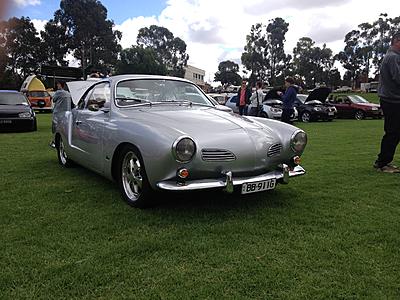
<box><xmin>122</xmin><ymin>151</ymin><xmax>143</xmax><ymax>201</ymax></box>
<box><xmin>59</xmin><ymin>139</ymin><xmax>67</xmax><ymax>165</ymax></box>
<box><xmin>302</xmin><ymin>112</ymin><xmax>310</xmax><ymax>122</ymax></box>
<box><xmin>355</xmin><ymin>112</ymin><xmax>363</xmax><ymax>120</ymax></box>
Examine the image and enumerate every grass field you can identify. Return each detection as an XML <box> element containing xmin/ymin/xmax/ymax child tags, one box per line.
<box><xmin>1</xmin><ymin>113</ymin><xmax>399</xmax><ymax>299</ymax></box>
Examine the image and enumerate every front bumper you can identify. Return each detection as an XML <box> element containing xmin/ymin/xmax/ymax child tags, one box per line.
<box><xmin>156</xmin><ymin>165</ymin><xmax>305</xmax><ymax>192</ymax></box>
<box><xmin>0</xmin><ymin>118</ymin><xmax>36</xmax><ymax>132</ymax></box>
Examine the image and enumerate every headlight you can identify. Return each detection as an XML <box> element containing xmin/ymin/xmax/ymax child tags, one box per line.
<box><xmin>271</xmin><ymin>107</ymin><xmax>282</xmax><ymax>113</ymax></box>
<box><xmin>18</xmin><ymin>112</ymin><xmax>32</xmax><ymax>118</ymax></box>
<box><xmin>173</xmin><ymin>136</ymin><xmax>196</xmax><ymax>162</ymax></box>
<box><xmin>290</xmin><ymin>131</ymin><xmax>307</xmax><ymax>153</ymax></box>
<box><xmin>371</xmin><ymin>107</ymin><xmax>378</xmax><ymax>111</ymax></box>
<box><xmin>313</xmin><ymin>107</ymin><xmax>322</xmax><ymax>111</ymax></box>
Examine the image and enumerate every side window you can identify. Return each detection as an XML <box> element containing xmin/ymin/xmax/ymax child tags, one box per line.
<box><xmin>85</xmin><ymin>83</ymin><xmax>111</xmax><ymax>110</ymax></box>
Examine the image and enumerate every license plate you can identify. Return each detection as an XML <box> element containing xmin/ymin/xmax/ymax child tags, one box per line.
<box><xmin>0</xmin><ymin>120</ymin><xmax>12</xmax><ymax>124</ymax></box>
<box><xmin>241</xmin><ymin>179</ymin><xmax>276</xmax><ymax>194</ymax></box>
<box><xmin>328</xmin><ymin>112</ymin><xmax>334</xmax><ymax>116</ymax></box>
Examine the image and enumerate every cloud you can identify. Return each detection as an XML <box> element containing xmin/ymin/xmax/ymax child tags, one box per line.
<box><xmin>31</xmin><ymin>18</ymin><xmax>46</xmax><ymax>34</ymax></box>
<box><xmin>244</xmin><ymin>0</ymin><xmax>351</xmax><ymax>15</ymax></box>
<box><xmin>308</xmin><ymin>23</ymin><xmax>352</xmax><ymax>44</ymax></box>
<box><xmin>13</xmin><ymin>0</ymin><xmax>41</xmax><ymax>7</ymax></box>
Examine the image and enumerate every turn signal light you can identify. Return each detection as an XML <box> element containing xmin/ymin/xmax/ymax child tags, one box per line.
<box><xmin>178</xmin><ymin>168</ymin><xmax>189</xmax><ymax>179</ymax></box>
<box><xmin>293</xmin><ymin>156</ymin><xmax>301</xmax><ymax>165</ymax></box>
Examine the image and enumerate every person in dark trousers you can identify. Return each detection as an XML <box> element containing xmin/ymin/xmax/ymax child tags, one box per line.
<box><xmin>281</xmin><ymin>77</ymin><xmax>297</xmax><ymax>124</ymax></box>
<box><xmin>374</xmin><ymin>32</ymin><xmax>400</xmax><ymax>173</ymax></box>
<box><xmin>236</xmin><ymin>80</ymin><xmax>251</xmax><ymax>116</ymax></box>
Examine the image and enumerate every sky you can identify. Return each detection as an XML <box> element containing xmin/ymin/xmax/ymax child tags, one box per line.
<box><xmin>2</xmin><ymin>0</ymin><xmax>399</xmax><ymax>83</ymax></box>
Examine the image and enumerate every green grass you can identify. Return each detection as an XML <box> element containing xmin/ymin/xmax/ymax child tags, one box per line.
<box><xmin>1</xmin><ymin>114</ymin><xmax>400</xmax><ymax>299</ymax></box>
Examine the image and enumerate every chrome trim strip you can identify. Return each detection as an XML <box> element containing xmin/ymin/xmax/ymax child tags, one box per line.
<box><xmin>156</xmin><ymin>165</ymin><xmax>306</xmax><ymax>191</ymax></box>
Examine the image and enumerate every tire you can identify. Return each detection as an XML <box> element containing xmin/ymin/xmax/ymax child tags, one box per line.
<box><xmin>56</xmin><ymin>135</ymin><xmax>73</xmax><ymax>167</ymax></box>
<box><xmin>31</xmin><ymin>119</ymin><xmax>37</xmax><ymax>131</ymax></box>
<box><xmin>117</xmin><ymin>145</ymin><xmax>153</xmax><ymax>208</ymax></box>
<box><xmin>354</xmin><ymin>110</ymin><xmax>365</xmax><ymax>120</ymax></box>
<box><xmin>300</xmin><ymin>111</ymin><xmax>311</xmax><ymax>123</ymax></box>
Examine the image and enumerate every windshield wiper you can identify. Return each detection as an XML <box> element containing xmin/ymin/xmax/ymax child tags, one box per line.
<box><xmin>115</xmin><ymin>97</ymin><xmax>152</xmax><ymax>103</ymax></box>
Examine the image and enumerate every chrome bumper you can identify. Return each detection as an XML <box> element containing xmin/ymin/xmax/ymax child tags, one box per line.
<box><xmin>156</xmin><ymin>165</ymin><xmax>305</xmax><ymax>193</ymax></box>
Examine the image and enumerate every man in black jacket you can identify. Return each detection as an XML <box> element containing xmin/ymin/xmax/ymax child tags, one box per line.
<box><xmin>374</xmin><ymin>32</ymin><xmax>400</xmax><ymax>173</ymax></box>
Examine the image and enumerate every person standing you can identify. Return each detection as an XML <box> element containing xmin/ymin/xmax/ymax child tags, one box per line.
<box><xmin>248</xmin><ymin>81</ymin><xmax>264</xmax><ymax>116</ymax></box>
<box><xmin>374</xmin><ymin>32</ymin><xmax>400</xmax><ymax>173</ymax></box>
<box><xmin>50</xmin><ymin>80</ymin><xmax>73</xmax><ymax>148</ymax></box>
<box><xmin>236</xmin><ymin>80</ymin><xmax>251</xmax><ymax>116</ymax></box>
<box><xmin>281</xmin><ymin>77</ymin><xmax>297</xmax><ymax>124</ymax></box>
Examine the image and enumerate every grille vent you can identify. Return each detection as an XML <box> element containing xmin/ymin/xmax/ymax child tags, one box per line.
<box><xmin>201</xmin><ymin>149</ymin><xmax>236</xmax><ymax>162</ymax></box>
<box><xmin>267</xmin><ymin>143</ymin><xmax>282</xmax><ymax>157</ymax></box>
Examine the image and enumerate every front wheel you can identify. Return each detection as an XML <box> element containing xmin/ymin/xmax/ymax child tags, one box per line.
<box><xmin>300</xmin><ymin>111</ymin><xmax>311</xmax><ymax>123</ymax></box>
<box><xmin>117</xmin><ymin>146</ymin><xmax>153</xmax><ymax>208</ymax></box>
<box><xmin>354</xmin><ymin>110</ymin><xmax>365</xmax><ymax>120</ymax></box>
<box><xmin>56</xmin><ymin>136</ymin><xmax>73</xmax><ymax>167</ymax></box>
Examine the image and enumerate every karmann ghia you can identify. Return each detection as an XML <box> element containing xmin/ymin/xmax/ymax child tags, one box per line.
<box><xmin>54</xmin><ymin>75</ymin><xmax>307</xmax><ymax>207</ymax></box>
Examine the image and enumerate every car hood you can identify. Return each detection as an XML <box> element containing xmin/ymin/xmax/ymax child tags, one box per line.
<box><xmin>305</xmin><ymin>87</ymin><xmax>331</xmax><ymax>103</ymax></box>
<box><xmin>0</xmin><ymin>104</ymin><xmax>31</xmax><ymax>114</ymax></box>
<box><xmin>118</xmin><ymin>105</ymin><xmax>280</xmax><ymax>142</ymax></box>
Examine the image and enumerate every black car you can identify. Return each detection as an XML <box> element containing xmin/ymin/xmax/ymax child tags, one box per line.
<box><xmin>0</xmin><ymin>90</ymin><xmax>37</xmax><ymax>132</ymax></box>
<box><xmin>294</xmin><ymin>87</ymin><xmax>337</xmax><ymax>122</ymax></box>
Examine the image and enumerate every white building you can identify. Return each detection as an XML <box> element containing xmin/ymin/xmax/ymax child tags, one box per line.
<box><xmin>184</xmin><ymin>65</ymin><xmax>205</xmax><ymax>89</ymax></box>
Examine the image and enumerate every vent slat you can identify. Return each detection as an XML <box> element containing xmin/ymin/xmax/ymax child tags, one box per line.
<box><xmin>267</xmin><ymin>143</ymin><xmax>282</xmax><ymax>157</ymax></box>
<box><xmin>201</xmin><ymin>149</ymin><xmax>236</xmax><ymax>162</ymax></box>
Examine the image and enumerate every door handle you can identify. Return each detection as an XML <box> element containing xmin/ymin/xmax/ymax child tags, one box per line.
<box><xmin>75</xmin><ymin>120</ymin><xmax>82</xmax><ymax>125</ymax></box>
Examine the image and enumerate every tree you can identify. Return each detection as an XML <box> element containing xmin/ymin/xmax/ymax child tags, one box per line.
<box><xmin>114</xmin><ymin>46</ymin><xmax>167</xmax><ymax>75</ymax></box>
<box><xmin>214</xmin><ymin>60</ymin><xmax>242</xmax><ymax>86</ymax></box>
<box><xmin>265</xmin><ymin>17</ymin><xmax>290</xmax><ymax>86</ymax></box>
<box><xmin>137</xmin><ymin>25</ymin><xmax>189</xmax><ymax>78</ymax></box>
<box><xmin>39</xmin><ymin>19</ymin><xmax>70</xmax><ymax>66</ymax></box>
<box><xmin>337</xmin><ymin>30</ymin><xmax>365</xmax><ymax>88</ymax></box>
<box><xmin>241</xmin><ymin>23</ymin><xmax>267</xmax><ymax>86</ymax></box>
<box><xmin>53</xmin><ymin>0</ymin><xmax>122</xmax><ymax>77</ymax></box>
<box><xmin>0</xmin><ymin>17</ymin><xmax>41</xmax><ymax>88</ymax></box>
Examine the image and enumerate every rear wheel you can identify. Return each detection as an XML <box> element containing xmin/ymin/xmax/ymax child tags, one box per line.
<box><xmin>117</xmin><ymin>145</ymin><xmax>153</xmax><ymax>208</ymax></box>
<box><xmin>355</xmin><ymin>110</ymin><xmax>364</xmax><ymax>120</ymax></box>
<box><xmin>300</xmin><ymin>111</ymin><xmax>311</xmax><ymax>123</ymax></box>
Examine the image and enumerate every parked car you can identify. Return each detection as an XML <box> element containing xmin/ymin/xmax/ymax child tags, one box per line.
<box><xmin>261</xmin><ymin>89</ymin><xmax>298</xmax><ymax>121</ymax></box>
<box><xmin>295</xmin><ymin>87</ymin><xmax>337</xmax><ymax>122</ymax></box>
<box><xmin>225</xmin><ymin>90</ymin><xmax>298</xmax><ymax>121</ymax></box>
<box><xmin>335</xmin><ymin>86</ymin><xmax>352</xmax><ymax>92</ymax></box>
<box><xmin>327</xmin><ymin>94</ymin><xmax>382</xmax><ymax>120</ymax></box>
<box><xmin>0</xmin><ymin>90</ymin><xmax>37</xmax><ymax>132</ymax></box>
<box><xmin>20</xmin><ymin>75</ymin><xmax>52</xmax><ymax>112</ymax></box>
<box><xmin>54</xmin><ymin>75</ymin><xmax>308</xmax><ymax>208</ymax></box>
<box><xmin>207</xmin><ymin>93</ymin><xmax>227</xmax><ymax>105</ymax></box>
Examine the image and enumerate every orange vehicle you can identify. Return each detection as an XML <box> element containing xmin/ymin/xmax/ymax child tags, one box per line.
<box><xmin>20</xmin><ymin>75</ymin><xmax>53</xmax><ymax>112</ymax></box>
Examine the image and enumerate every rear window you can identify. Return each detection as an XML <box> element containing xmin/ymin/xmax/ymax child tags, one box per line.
<box><xmin>0</xmin><ymin>92</ymin><xmax>29</xmax><ymax>105</ymax></box>
<box><xmin>29</xmin><ymin>91</ymin><xmax>49</xmax><ymax>97</ymax></box>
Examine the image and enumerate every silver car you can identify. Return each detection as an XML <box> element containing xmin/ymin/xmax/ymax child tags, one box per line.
<box><xmin>54</xmin><ymin>75</ymin><xmax>307</xmax><ymax>207</ymax></box>
<box><xmin>225</xmin><ymin>94</ymin><xmax>298</xmax><ymax>120</ymax></box>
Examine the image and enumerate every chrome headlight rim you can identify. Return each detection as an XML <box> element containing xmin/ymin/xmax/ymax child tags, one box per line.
<box><xmin>290</xmin><ymin>130</ymin><xmax>307</xmax><ymax>154</ymax></box>
<box><xmin>172</xmin><ymin>136</ymin><xmax>197</xmax><ymax>163</ymax></box>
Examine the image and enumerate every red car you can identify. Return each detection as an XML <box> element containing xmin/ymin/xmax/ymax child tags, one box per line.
<box><xmin>328</xmin><ymin>94</ymin><xmax>383</xmax><ymax>120</ymax></box>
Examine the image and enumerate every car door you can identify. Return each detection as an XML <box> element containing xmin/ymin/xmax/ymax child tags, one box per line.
<box><xmin>71</xmin><ymin>82</ymin><xmax>111</xmax><ymax>173</ymax></box>
<box><xmin>333</xmin><ymin>96</ymin><xmax>347</xmax><ymax>118</ymax></box>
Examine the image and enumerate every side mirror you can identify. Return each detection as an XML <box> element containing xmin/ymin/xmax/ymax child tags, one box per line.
<box><xmin>101</xmin><ymin>102</ymin><xmax>111</xmax><ymax>113</ymax></box>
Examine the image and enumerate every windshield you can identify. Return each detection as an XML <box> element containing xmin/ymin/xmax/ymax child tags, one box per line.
<box><xmin>0</xmin><ymin>92</ymin><xmax>29</xmax><ymax>105</ymax></box>
<box><xmin>115</xmin><ymin>79</ymin><xmax>212</xmax><ymax>107</ymax></box>
<box><xmin>29</xmin><ymin>91</ymin><xmax>50</xmax><ymax>97</ymax></box>
<box><xmin>348</xmin><ymin>95</ymin><xmax>369</xmax><ymax>104</ymax></box>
